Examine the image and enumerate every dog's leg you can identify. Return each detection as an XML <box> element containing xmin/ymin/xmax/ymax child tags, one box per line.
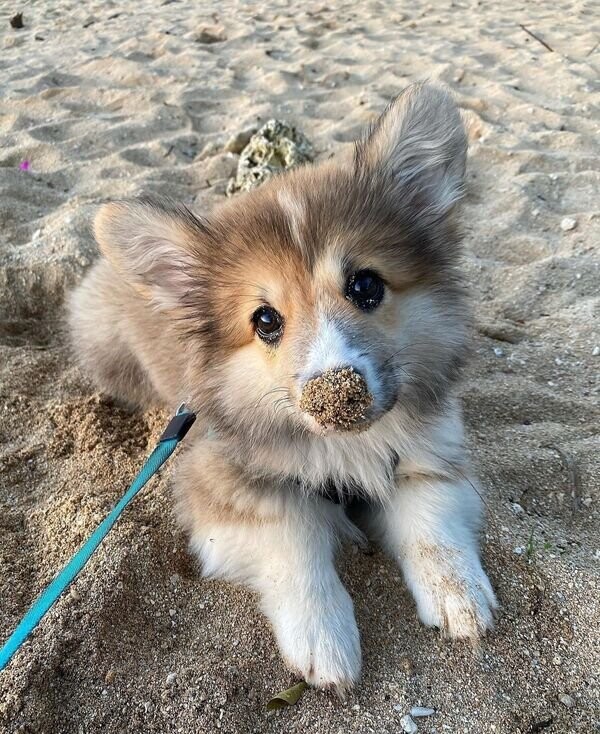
<box><xmin>372</xmin><ymin>474</ymin><xmax>497</xmax><ymax>639</ymax></box>
<box><xmin>175</xmin><ymin>441</ymin><xmax>362</xmax><ymax>693</ymax></box>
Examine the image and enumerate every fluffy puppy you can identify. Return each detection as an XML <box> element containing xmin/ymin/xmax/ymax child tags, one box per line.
<box><xmin>69</xmin><ymin>83</ymin><xmax>497</xmax><ymax>692</ymax></box>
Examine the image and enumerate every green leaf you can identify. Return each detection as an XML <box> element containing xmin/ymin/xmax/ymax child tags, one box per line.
<box><xmin>266</xmin><ymin>681</ymin><xmax>308</xmax><ymax>711</ymax></box>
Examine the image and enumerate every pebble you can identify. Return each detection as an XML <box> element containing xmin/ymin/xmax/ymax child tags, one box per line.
<box><xmin>411</xmin><ymin>706</ymin><xmax>435</xmax><ymax>718</ymax></box>
<box><xmin>560</xmin><ymin>217</ymin><xmax>577</xmax><ymax>232</ymax></box>
<box><xmin>400</xmin><ymin>714</ymin><xmax>418</xmax><ymax>733</ymax></box>
<box><xmin>399</xmin><ymin>656</ymin><xmax>415</xmax><ymax>674</ymax></box>
<box><xmin>592</xmin><ymin>346</ymin><xmax>600</xmax><ymax>357</ymax></box>
<box><xmin>166</xmin><ymin>672</ymin><xmax>177</xmax><ymax>686</ymax></box>
<box><xmin>104</xmin><ymin>669</ymin><xmax>116</xmax><ymax>685</ymax></box>
<box><xmin>558</xmin><ymin>693</ymin><xmax>575</xmax><ymax>708</ymax></box>
<box><xmin>493</xmin><ymin>347</ymin><xmax>504</xmax><ymax>357</ymax></box>
<box><xmin>511</xmin><ymin>502</ymin><xmax>524</xmax><ymax>515</ymax></box>
<box><xmin>195</xmin><ymin>25</ymin><xmax>227</xmax><ymax>44</ymax></box>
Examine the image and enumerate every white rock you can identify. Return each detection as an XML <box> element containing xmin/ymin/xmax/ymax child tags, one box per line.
<box><xmin>511</xmin><ymin>503</ymin><xmax>524</xmax><ymax>515</ymax></box>
<box><xmin>592</xmin><ymin>346</ymin><xmax>600</xmax><ymax>356</ymax></box>
<box><xmin>400</xmin><ymin>714</ymin><xmax>418</xmax><ymax>733</ymax></box>
<box><xmin>493</xmin><ymin>347</ymin><xmax>504</xmax><ymax>357</ymax></box>
<box><xmin>410</xmin><ymin>706</ymin><xmax>435</xmax><ymax>717</ymax></box>
<box><xmin>560</xmin><ymin>217</ymin><xmax>577</xmax><ymax>231</ymax></box>
<box><xmin>166</xmin><ymin>672</ymin><xmax>177</xmax><ymax>686</ymax></box>
<box><xmin>558</xmin><ymin>693</ymin><xmax>575</xmax><ymax>708</ymax></box>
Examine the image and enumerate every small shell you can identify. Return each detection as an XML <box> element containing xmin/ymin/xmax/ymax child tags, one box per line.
<box><xmin>410</xmin><ymin>706</ymin><xmax>435</xmax><ymax>718</ymax></box>
<box><xmin>400</xmin><ymin>714</ymin><xmax>418</xmax><ymax>733</ymax></box>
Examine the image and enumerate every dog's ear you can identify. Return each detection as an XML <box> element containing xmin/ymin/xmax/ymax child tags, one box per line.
<box><xmin>94</xmin><ymin>197</ymin><xmax>210</xmax><ymax>310</ymax></box>
<box><xmin>355</xmin><ymin>83</ymin><xmax>467</xmax><ymax>222</ymax></box>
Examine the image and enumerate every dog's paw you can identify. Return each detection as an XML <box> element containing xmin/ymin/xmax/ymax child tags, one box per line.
<box><xmin>266</xmin><ymin>581</ymin><xmax>361</xmax><ymax>694</ymax></box>
<box><xmin>402</xmin><ymin>543</ymin><xmax>497</xmax><ymax>640</ymax></box>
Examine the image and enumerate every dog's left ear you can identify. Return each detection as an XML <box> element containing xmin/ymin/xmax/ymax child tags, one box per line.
<box><xmin>93</xmin><ymin>196</ymin><xmax>212</xmax><ymax>311</ymax></box>
<box><xmin>355</xmin><ymin>83</ymin><xmax>467</xmax><ymax>222</ymax></box>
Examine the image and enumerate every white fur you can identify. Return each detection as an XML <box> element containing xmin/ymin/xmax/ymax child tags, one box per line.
<box><xmin>302</xmin><ymin>316</ymin><xmax>383</xmax><ymax>404</ymax></box>
<box><xmin>370</xmin><ymin>472</ymin><xmax>497</xmax><ymax>637</ymax></box>
<box><xmin>277</xmin><ymin>189</ymin><xmax>306</xmax><ymax>250</ymax></box>
<box><xmin>303</xmin><ymin>317</ymin><xmax>356</xmax><ymax>378</ymax></box>
<box><xmin>239</xmin><ymin>399</ymin><xmax>467</xmax><ymax>504</ymax></box>
<box><xmin>190</xmin><ymin>494</ymin><xmax>362</xmax><ymax>692</ymax></box>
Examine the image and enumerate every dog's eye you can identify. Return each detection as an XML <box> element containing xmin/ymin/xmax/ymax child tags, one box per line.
<box><xmin>252</xmin><ymin>305</ymin><xmax>284</xmax><ymax>343</ymax></box>
<box><xmin>345</xmin><ymin>270</ymin><xmax>385</xmax><ymax>311</ymax></box>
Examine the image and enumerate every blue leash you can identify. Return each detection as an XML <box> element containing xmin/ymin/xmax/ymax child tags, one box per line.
<box><xmin>0</xmin><ymin>404</ymin><xmax>196</xmax><ymax>673</ymax></box>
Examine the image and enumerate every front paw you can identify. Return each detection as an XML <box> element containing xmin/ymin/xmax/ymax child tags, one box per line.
<box><xmin>266</xmin><ymin>581</ymin><xmax>361</xmax><ymax>694</ymax></box>
<box><xmin>402</xmin><ymin>543</ymin><xmax>498</xmax><ymax>640</ymax></box>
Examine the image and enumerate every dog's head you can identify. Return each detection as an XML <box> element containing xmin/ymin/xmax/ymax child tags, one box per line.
<box><xmin>94</xmin><ymin>83</ymin><xmax>470</xmax><ymax>440</ymax></box>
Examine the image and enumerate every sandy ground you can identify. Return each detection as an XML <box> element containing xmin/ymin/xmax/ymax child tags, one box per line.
<box><xmin>1</xmin><ymin>1</ymin><xmax>599</xmax><ymax>732</ymax></box>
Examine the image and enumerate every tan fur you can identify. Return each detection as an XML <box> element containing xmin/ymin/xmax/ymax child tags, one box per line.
<box><xmin>68</xmin><ymin>83</ymin><xmax>496</xmax><ymax>691</ymax></box>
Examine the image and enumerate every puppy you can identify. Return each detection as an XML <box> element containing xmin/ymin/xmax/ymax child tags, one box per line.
<box><xmin>69</xmin><ymin>83</ymin><xmax>497</xmax><ymax>692</ymax></box>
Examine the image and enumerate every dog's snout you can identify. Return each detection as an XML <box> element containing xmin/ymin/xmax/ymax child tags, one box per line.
<box><xmin>299</xmin><ymin>366</ymin><xmax>372</xmax><ymax>430</ymax></box>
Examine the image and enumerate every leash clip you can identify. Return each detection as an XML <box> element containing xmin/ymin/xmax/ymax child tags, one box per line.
<box><xmin>160</xmin><ymin>403</ymin><xmax>196</xmax><ymax>442</ymax></box>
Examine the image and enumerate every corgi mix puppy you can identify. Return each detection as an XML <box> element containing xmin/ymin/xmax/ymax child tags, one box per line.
<box><xmin>69</xmin><ymin>83</ymin><xmax>497</xmax><ymax>692</ymax></box>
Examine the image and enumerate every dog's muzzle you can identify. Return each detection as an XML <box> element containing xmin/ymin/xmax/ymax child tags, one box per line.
<box><xmin>299</xmin><ymin>366</ymin><xmax>373</xmax><ymax>430</ymax></box>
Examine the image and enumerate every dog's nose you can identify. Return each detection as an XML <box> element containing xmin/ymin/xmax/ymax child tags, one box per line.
<box><xmin>299</xmin><ymin>366</ymin><xmax>372</xmax><ymax>429</ymax></box>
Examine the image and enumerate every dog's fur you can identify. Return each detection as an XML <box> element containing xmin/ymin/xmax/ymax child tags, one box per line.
<box><xmin>69</xmin><ymin>83</ymin><xmax>497</xmax><ymax>691</ymax></box>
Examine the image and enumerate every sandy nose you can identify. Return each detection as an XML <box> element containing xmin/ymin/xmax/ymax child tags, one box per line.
<box><xmin>299</xmin><ymin>366</ymin><xmax>373</xmax><ymax>429</ymax></box>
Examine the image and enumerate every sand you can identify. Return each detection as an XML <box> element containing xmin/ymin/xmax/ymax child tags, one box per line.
<box><xmin>0</xmin><ymin>1</ymin><xmax>599</xmax><ymax>732</ymax></box>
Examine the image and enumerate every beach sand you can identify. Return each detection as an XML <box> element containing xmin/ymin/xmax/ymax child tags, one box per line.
<box><xmin>0</xmin><ymin>1</ymin><xmax>599</xmax><ymax>732</ymax></box>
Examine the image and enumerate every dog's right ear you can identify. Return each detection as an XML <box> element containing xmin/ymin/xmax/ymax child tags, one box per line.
<box><xmin>355</xmin><ymin>83</ymin><xmax>467</xmax><ymax>224</ymax></box>
<box><xmin>94</xmin><ymin>197</ymin><xmax>211</xmax><ymax>311</ymax></box>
